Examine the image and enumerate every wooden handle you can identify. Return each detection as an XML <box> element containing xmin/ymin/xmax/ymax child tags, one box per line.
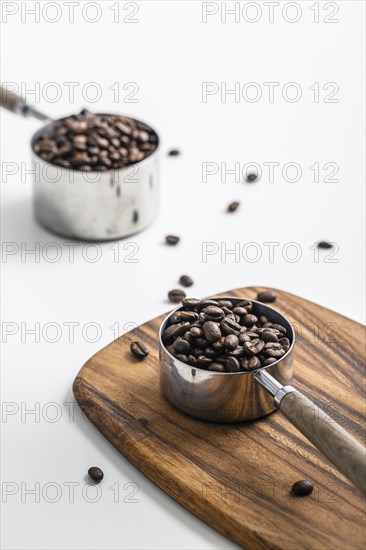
<box><xmin>0</xmin><ymin>85</ymin><xmax>23</xmax><ymax>112</ymax></box>
<box><xmin>280</xmin><ymin>391</ymin><xmax>366</xmax><ymax>495</ymax></box>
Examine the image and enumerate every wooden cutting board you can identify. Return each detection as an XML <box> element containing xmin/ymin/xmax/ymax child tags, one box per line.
<box><xmin>73</xmin><ymin>287</ymin><xmax>366</xmax><ymax>550</ymax></box>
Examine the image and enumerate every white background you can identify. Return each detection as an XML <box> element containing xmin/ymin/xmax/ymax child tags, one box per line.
<box><xmin>1</xmin><ymin>1</ymin><xmax>365</xmax><ymax>549</ymax></box>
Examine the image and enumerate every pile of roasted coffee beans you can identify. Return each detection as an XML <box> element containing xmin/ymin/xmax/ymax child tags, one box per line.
<box><xmin>162</xmin><ymin>298</ymin><xmax>291</xmax><ymax>372</ymax></box>
<box><xmin>33</xmin><ymin>109</ymin><xmax>158</xmax><ymax>171</ymax></box>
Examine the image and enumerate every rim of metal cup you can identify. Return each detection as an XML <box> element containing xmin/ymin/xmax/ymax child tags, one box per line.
<box><xmin>159</xmin><ymin>296</ymin><xmax>296</xmax><ymax>376</ymax></box>
<box><xmin>30</xmin><ymin>112</ymin><xmax>160</xmax><ymax>173</ymax></box>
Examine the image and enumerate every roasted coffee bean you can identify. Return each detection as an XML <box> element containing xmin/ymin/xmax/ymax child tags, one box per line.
<box><xmin>227</xmin><ymin>201</ymin><xmax>240</xmax><ymax>213</ymax></box>
<box><xmin>232</xmin><ymin>306</ymin><xmax>247</xmax><ymax>317</ymax></box>
<box><xmin>246</xmin><ymin>173</ymin><xmax>257</xmax><ymax>182</ymax></box>
<box><xmin>262</xmin><ymin>357</ymin><xmax>277</xmax><ymax>366</ymax></box>
<box><xmin>184</xmin><ymin>331</ymin><xmax>195</xmax><ymax>346</ymax></box>
<box><xmin>182</xmin><ymin>298</ymin><xmax>200</xmax><ymax>309</ymax></box>
<box><xmin>195</xmin><ymin>337</ymin><xmax>209</xmax><ymax>348</ymax></box>
<box><xmin>130</xmin><ymin>341</ymin><xmax>149</xmax><ymax>359</ymax></box>
<box><xmin>188</xmin><ymin>355</ymin><xmax>199</xmax><ymax>367</ymax></box>
<box><xmin>166</xmin><ymin>234</ymin><xmax>180</xmax><ymax>245</ymax></box>
<box><xmin>208</xmin><ymin>362</ymin><xmax>226</xmax><ymax>372</ymax></box>
<box><xmin>237</xmin><ymin>300</ymin><xmax>253</xmax><ymax>312</ymax></box>
<box><xmin>197</xmin><ymin>299</ymin><xmax>219</xmax><ymax>311</ymax></box>
<box><xmin>212</xmin><ymin>337</ymin><xmax>225</xmax><ymax>352</ymax></box>
<box><xmin>317</xmin><ymin>241</ymin><xmax>333</xmax><ymax>249</ymax></box>
<box><xmin>205</xmin><ymin>347</ymin><xmax>218</xmax><ymax>359</ymax></box>
<box><xmin>190</xmin><ymin>326</ymin><xmax>203</xmax><ymax>338</ymax></box>
<box><xmin>163</xmin><ymin>322</ymin><xmax>191</xmax><ymax>342</ymax></box>
<box><xmin>197</xmin><ymin>355</ymin><xmax>213</xmax><ymax>367</ymax></box>
<box><xmin>243</xmin><ymin>341</ymin><xmax>257</xmax><ymax>357</ymax></box>
<box><xmin>264</xmin><ymin>346</ymin><xmax>286</xmax><ymax>359</ymax></box>
<box><xmin>180</xmin><ymin>311</ymin><xmax>198</xmax><ymax>322</ymax></box>
<box><xmin>239</xmin><ymin>333</ymin><xmax>251</xmax><ymax>344</ymax></box>
<box><xmin>228</xmin><ymin>346</ymin><xmax>245</xmax><ymax>358</ymax></box>
<box><xmin>242</xmin><ymin>314</ymin><xmax>258</xmax><ymax>327</ymax></box>
<box><xmin>217</xmin><ymin>300</ymin><xmax>233</xmax><ymax>309</ymax></box>
<box><xmin>220</xmin><ymin>318</ymin><xmax>241</xmax><ymax>336</ymax></box>
<box><xmin>173</xmin><ymin>338</ymin><xmax>191</xmax><ymax>354</ymax></box>
<box><xmin>259</xmin><ymin>315</ymin><xmax>269</xmax><ymax>324</ymax></box>
<box><xmin>291</xmin><ymin>480</ymin><xmax>314</xmax><ymax>496</ymax></box>
<box><xmin>279</xmin><ymin>337</ymin><xmax>291</xmax><ymax>351</ymax></box>
<box><xmin>248</xmin><ymin>356</ymin><xmax>261</xmax><ymax>369</ymax></box>
<box><xmin>224</xmin><ymin>334</ymin><xmax>239</xmax><ymax>350</ymax></box>
<box><xmin>88</xmin><ymin>467</ymin><xmax>104</xmax><ymax>483</ymax></box>
<box><xmin>176</xmin><ymin>354</ymin><xmax>189</xmax><ymax>363</ymax></box>
<box><xmin>203</xmin><ymin>306</ymin><xmax>225</xmax><ymax>321</ymax></box>
<box><xmin>262</xmin><ymin>331</ymin><xmax>279</xmax><ymax>343</ymax></box>
<box><xmin>179</xmin><ymin>275</ymin><xmax>194</xmax><ymax>287</ymax></box>
<box><xmin>257</xmin><ymin>290</ymin><xmax>277</xmax><ymax>303</ymax></box>
<box><xmin>226</xmin><ymin>357</ymin><xmax>240</xmax><ymax>372</ymax></box>
<box><xmin>271</xmin><ymin>324</ymin><xmax>287</xmax><ymax>334</ymax></box>
<box><xmin>170</xmin><ymin>312</ymin><xmax>182</xmax><ymax>324</ymax></box>
<box><xmin>168</xmin><ymin>289</ymin><xmax>186</xmax><ymax>303</ymax></box>
<box><xmin>203</xmin><ymin>321</ymin><xmax>222</xmax><ymax>343</ymax></box>
<box><xmin>168</xmin><ymin>149</ymin><xmax>180</xmax><ymax>156</ymax></box>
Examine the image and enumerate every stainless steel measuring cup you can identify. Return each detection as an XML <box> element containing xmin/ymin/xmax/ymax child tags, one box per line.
<box><xmin>159</xmin><ymin>297</ymin><xmax>366</xmax><ymax>495</ymax></box>
<box><xmin>1</xmin><ymin>86</ymin><xmax>159</xmax><ymax>240</ymax></box>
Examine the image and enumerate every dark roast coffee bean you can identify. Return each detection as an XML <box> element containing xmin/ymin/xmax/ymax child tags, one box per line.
<box><xmin>256</xmin><ymin>290</ymin><xmax>277</xmax><ymax>303</ymax></box>
<box><xmin>190</xmin><ymin>326</ymin><xmax>203</xmax><ymax>338</ymax></box>
<box><xmin>228</xmin><ymin>346</ymin><xmax>244</xmax><ymax>358</ymax></box>
<box><xmin>166</xmin><ymin>235</ymin><xmax>180</xmax><ymax>245</ymax></box>
<box><xmin>130</xmin><ymin>341</ymin><xmax>149</xmax><ymax>359</ymax></box>
<box><xmin>205</xmin><ymin>346</ymin><xmax>218</xmax><ymax>359</ymax></box>
<box><xmin>212</xmin><ymin>337</ymin><xmax>225</xmax><ymax>352</ymax></box>
<box><xmin>279</xmin><ymin>337</ymin><xmax>291</xmax><ymax>351</ymax></box>
<box><xmin>317</xmin><ymin>241</ymin><xmax>333</xmax><ymax>249</ymax></box>
<box><xmin>197</xmin><ymin>355</ymin><xmax>213</xmax><ymax>367</ymax></box>
<box><xmin>291</xmin><ymin>480</ymin><xmax>314</xmax><ymax>496</ymax></box>
<box><xmin>197</xmin><ymin>299</ymin><xmax>219</xmax><ymax>311</ymax></box>
<box><xmin>220</xmin><ymin>318</ymin><xmax>241</xmax><ymax>336</ymax></box>
<box><xmin>170</xmin><ymin>311</ymin><xmax>182</xmax><ymax>324</ymax></box>
<box><xmin>246</xmin><ymin>173</ymin><xmax>257</xmax><ymax>182</ymax></box>
<box><xmin>262</xmin><ymin>331</ymin><xmax>279</xmax><ymax>343</ymax></box>
<box><xmin>271</xmin><ymin>324</ymin><xmax>287</xmax><ymax>334</ymax></box>
<box><xmin>236</xmin><ymin>300</ymin><xmax>253</xmax><ymax>312</ymax></box>
<box><xmin>226</xmin><ymin>357</ymin><xmax>240</xmax><ymax>372</ymax></box>
<box><xmin>242</xmin><ymin>314</ymin><xmax>258</xmax><ymax>327</ymax></box>
<box><xmin>262</xmin><ymin>357</ymin><xmax>277</xmax><ymax>366</ymax></box>
<box><xmin>182</xmin><ymin>298</ymin><xmax>200</xmax><ymax>310</ymax></box>
<box><xmin>227</xmin><ymin>201</ymin><xmax>240</xmax><ymax>213</ymax></box>
<box><xmin>88</xmin><ymin>467</ymin><xmax>104</xmax><ymax>483</ymax></box>
<box><xmin>202</xmin><ymin>306</ymin><xmax>225</xmax><ymax>321</ymax></box>
<box><xmin>224</xmin><ymin>334</ymin><xmax>239</xmax><ymax>350</ymax></box>
<box><xmin>203</xmin><ymin>321</ymin><xmax>222</xmax><ymax>343</ymax></box>
<box><xmin>208</xmin><ymin>362</ymin><xmax>225</xmax><ymax>372</ymax></box>
<box><xmin>232</xmin><ymin>306</ymin><xmax>247</xmax><ymax>317</ymax></box>
<box><xmin>173</xmin><ymin>338</ymin><xmax>191</xmax><ymax>354</ymax></box>
<box><xmin>247</xmin><ymin>356</ymin><xmax>261</xmax><ymax>369</ymax></box>
<box><xmin>176</xmin><ymin>354</ymin><xmax>188</xmax><ymax>363</ymax></box>
<box><xmin>168</xmin><ymin>289</ymin><xmax>186</xmax><ymax>303</ymax></box>
<box><xmin>217</xmin><ymin>300</ymin><xmax>233</xmax><ymax>309</ymax></box>
<box><xmin>180</xmin><ymin>311</ymin><xmax>198</xmax><ymax>322</ymax></box>
<box><xmin>179</xmin><ymin>275</ymin><xmax>194</xmax><ymax>287</ymax></box>
<box><xmin>168</xmin><ymin>149</ymin><xmax>180</xmax><ymax>156</ymax></box>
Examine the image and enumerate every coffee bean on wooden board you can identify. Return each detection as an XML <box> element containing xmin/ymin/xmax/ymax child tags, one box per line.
<box><xmin>317</xmin><ymin>241</ymin><xmax>333</xmax><ymax>249</ymax></box>
<box><xmin>291</xmin><ymin>480</ymin><xmax>314</xmax><ymax>496</ymax></box>
<box><xmin>227</xmin><ymin>201</ymin><xmax>240</xmax><ymax>213</ymax></box>
<box><xmin>256</xmin><ymin>290</ymin><xmax>277</xmax><ymax>303</ymax></box>
<box><xmin>179</xmin><ymin>275</ymin><xmax>193</xmax><ymax>287</ymax></box>
<box><xmin>88</xmin><ymin>467</ymin><xmax>104</xmax><ymax>483</ymax></box>
<box><xmin>165</xmin><ymin>235</ymin><xmax>180</xmax><ymax>245</ymax></box>
<box><xmin>33</xmin><ymin>110</ymin><xmax>158</xmax><ymax>171</ymax></box>
<box><xmin>130</xmin><ymin>341</ymin><xmax>149</xmax><ymax>359</ymax></box>
<box><xmin>168</xmin><ymin>289</ymin><xmax>186</xmax><ymax>303</ymax></box>
<box><xmin>162</xmin><ymin>298</ymin><xmax>291</xmax><ymax>371</ymax></box>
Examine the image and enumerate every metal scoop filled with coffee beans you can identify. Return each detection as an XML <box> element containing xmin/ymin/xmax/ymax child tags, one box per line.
<box><xmin>159</xmin><ymin>297</ymin><xmax>366</xmax><ymax>495</ymax></box>
<box><xmin>1</xmin><ymin>85</ymin><xmax>159</xmax><ymax>240</ymax></box>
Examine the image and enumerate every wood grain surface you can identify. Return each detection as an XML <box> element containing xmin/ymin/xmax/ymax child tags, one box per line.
<box><xmin>73</xmin><ymin>287</ymin><xmax>366</xmax><ymax>550</ymax></box>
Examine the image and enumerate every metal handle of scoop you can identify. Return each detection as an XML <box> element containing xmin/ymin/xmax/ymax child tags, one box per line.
<box><xmin>0</xmin><ymin>85</ymin><xmax>51</xmax><ymax>121</ymax></box>
<box><xmin>254</xmin><ymin>369</ymin><xmax>366</xmax><ymax>496</ymax></box>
